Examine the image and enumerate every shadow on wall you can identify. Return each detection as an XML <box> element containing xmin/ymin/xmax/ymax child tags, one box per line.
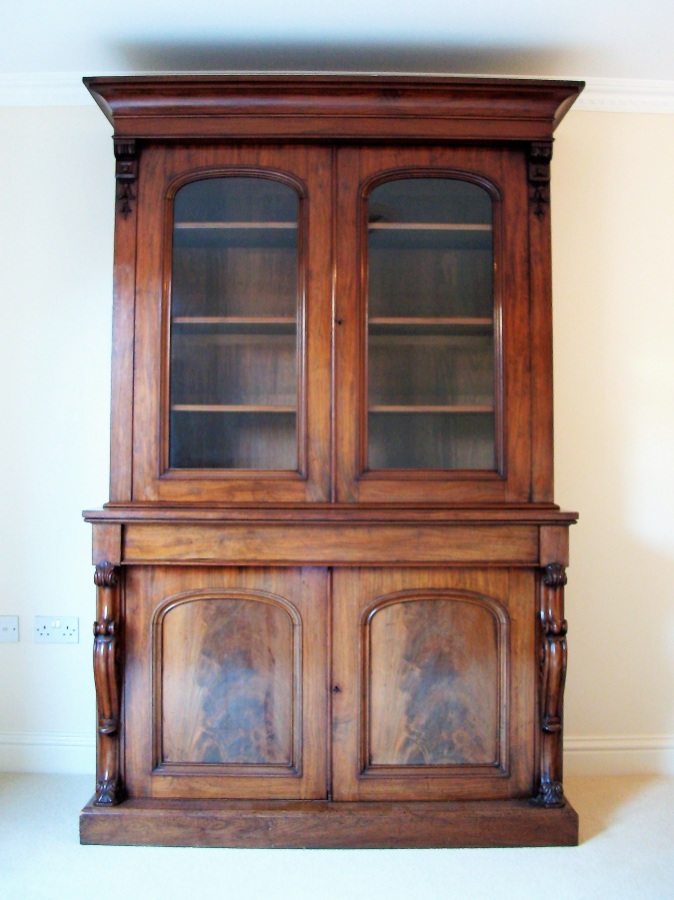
<box><xmin>108</xmin><ymin>40</ymin><xmax>582</xmax><ymax>76</ymax></box>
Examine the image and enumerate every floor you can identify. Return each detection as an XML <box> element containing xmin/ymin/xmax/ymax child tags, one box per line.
<box><xmin>1</xmin><ymin>774</ymin><xmax>673</xmax><ymax>899</ymax></box>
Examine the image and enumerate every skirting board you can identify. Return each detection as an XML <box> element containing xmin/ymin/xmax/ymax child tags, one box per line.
<box><xmin>0</xmin><ymin>732</ymin><xmax>94</xmax><ymax>775</ymax></box>
<box><xmin>564</xmin><ymin>735</ymin><xmax>674</xmax><ymax>776</ymax></box>
<box><xmin>2</xmin><ymin>732</ymin><xmax>673</xmax><ymax>776</ymax></box>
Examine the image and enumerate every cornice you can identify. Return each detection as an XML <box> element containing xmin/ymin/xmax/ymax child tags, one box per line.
<box><xmin>1</xmin><ymin>71</ymin><xmax>674</xmax><ymax>115</ymax></box>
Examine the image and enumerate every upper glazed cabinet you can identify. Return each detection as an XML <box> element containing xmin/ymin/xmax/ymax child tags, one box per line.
<box><xmin>88</xmin><ymin>78</ymin><xmax>580</xmax><ymax>507</ymax></box>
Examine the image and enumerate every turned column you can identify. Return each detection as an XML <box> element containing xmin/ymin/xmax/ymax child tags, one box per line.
<box><xmin>93</xmin><ymin>562</ymin><xmax>125</xmax><ymax>805</ymax></box>
<box><xmin>533</xmin><ymin>561</ymin><xmax>569</xmax><ymax>807</ymax></box>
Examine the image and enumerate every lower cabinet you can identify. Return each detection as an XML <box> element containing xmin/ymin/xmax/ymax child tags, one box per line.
<box><xmin>120</xmin><ymin>565</ymin><xmax>535</xmax><ymax>805</ymax></box>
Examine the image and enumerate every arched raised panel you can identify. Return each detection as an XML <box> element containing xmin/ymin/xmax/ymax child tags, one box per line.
<box><xmin>154</xmin><ymin>589</ymin><xmax>300</xmax><ymax>771</ymax></box>
<box><xmin>364</xmin><ymin>590</ymin><xmax>509</xmax><ymax>771</ymax></box>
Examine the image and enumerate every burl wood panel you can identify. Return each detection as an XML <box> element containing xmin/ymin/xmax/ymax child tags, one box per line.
<box><xmin>332</xmin><ymin>567</ymin><xmax>534</xmax><ymax>802</ymax></box>
<box><xmin>123</xmin><ymin>566</ymin><xmax>329</xmax><ymax>800</ymax></box>
<box><xmin>159</xmin><ymin>594</ymin><xmax>296</xmax><ymax>766</ymax></box>
<box><xmin>367</xmin><ymin>595</ymin><xmax>503</xmax><ymax>767</ymax></box>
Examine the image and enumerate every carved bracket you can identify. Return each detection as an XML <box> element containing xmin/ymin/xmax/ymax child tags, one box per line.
<box><xmin>114</xmin><ymin>138</ymin><xmax>138</xmax><ymax>219</ymax></box>
<box><xmin>528</xmin><ymin>141</ymin><xmax>553</xmax><ymax>219</ymax></box>
<box><xmin>93</xmin><ymin>562</ymin><xmax>125</xmax><ymax>805</ymax></box>
<box><xmin>532</xmin><ymin>562</ymin><xmax>568</xmax><ymax>808</ymax></box>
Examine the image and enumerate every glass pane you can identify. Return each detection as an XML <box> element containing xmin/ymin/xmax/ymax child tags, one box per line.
<box><xmin>367</xmin><ymin>178</ymin><xmax>496</xmax><ymax>470</ymax></box>
<box><xmin>169</xmin><ymin>177</ymin><xmax>300</xmax><ymax>470</ymax></box>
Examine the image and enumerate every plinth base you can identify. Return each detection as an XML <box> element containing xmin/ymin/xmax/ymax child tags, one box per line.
<box><xmin>80</xmin><ymin>796</ymin><xmax>579</xmax><ymax>848</ymax></box>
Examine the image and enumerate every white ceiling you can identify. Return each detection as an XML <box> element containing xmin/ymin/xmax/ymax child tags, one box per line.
<box><xmin>3</xmin><ymin>0</ymin><xmax>674</xmax><ymax>83</ymax></box>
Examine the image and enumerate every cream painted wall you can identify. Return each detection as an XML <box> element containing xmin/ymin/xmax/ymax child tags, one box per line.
<box><xmin>0</xmin><ymin>105</ymin><xmax>113</xmax><ymax>771</ymax></box>
<box><xmin>0</xmin><ymin>101</ymin><xmax>672</xmax><ymax>775</ymax></box>
<box><xmin>552</xmin><ymin>109</ymin><xmax>674</xmax><ymax>773</ymax></box>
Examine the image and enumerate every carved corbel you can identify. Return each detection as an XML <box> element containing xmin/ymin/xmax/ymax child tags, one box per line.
<box><xmin>532</xmin><ymin>562</ymin><xmax>568</xmax><ymax>807</ymax></box>
<box><xmin>528</xmin><ymin>141</ymin><xmax>553</xmax><ymax>218</ymax></box>
<box><xmin>93</xmin><ymin>562</ymin><xmax>125</xmax><ymax>805</ymax></box>
<box><xmin>114</xmin><ymin>138</ymin><xmax>138</xmax><ymax>219</ymax></box>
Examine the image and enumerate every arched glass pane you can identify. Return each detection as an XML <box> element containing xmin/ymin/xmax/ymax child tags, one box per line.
<box><xmin>367</xmin><ymin>177</ymin><xmax>496</xmax><ymax>470</ymax></box>
<box><xmin>169</xmin><ymin>177</ymin><xmax>300</xmax><ymax>470</ymax></box>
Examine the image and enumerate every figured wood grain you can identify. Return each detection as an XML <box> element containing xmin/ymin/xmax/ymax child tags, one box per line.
<box><xmin>366</xmin><ymin>595</ymin><xmax>503</xmax><ymax>767</ymax></box>
<box><xmin>159</xmin><ymin>594</ymin><xmax>296</xmax><ymax>767</ymax></box>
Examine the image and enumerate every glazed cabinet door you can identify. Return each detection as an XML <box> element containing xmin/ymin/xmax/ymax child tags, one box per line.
<box><xmin>334</xmin><ymin>145</ymin><xmax>532</xmax><ymax>504</ymax></box>
<box><xmin>331</xmin><ymin>568</ymin><xmax>536</xmax><ymax>801</ymax></box>
<box><xmin>131</xmin><ymin>144</ymin><xmax>332</xmax><ymax>503</ymax></box>
<box><xmin>123</xmin><ymin>566</ymin><xmax>329</xmax><ymax>800</ymax></box>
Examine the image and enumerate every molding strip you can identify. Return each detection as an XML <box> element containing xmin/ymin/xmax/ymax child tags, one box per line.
<box><xmin>575</xmin><ymin>78</ymin><xmax>674</xmax><ymax>114</ymax></box>
<box><xmin>0</xmin><ymin>730</ymin><xmax>94</xmax><ymax>748</ymax></box>
<box><xmin>0</xmin><ymin>731</ymin><xmax>95</xmax><ymax>775</ymax></box>
<box><xmin>1</xmin><ymin>72</ymin><xmax>674</xmax><ymax>114</ymax></box>
<box><xmin>565</xmin><ymin>734</ymin><xmax>674</xmax><ymax>753</ymax></box>
<box><xmin>0</xmin><ymin>73</ymin><xmax>90</xmax><ymax>107</ymax></box>
<box><xmin>564</xmin><ymin>734</ymin><xmax>674</xmax><ymax>777</ymax></box>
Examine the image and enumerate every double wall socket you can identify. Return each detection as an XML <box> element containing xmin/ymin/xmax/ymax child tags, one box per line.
<box><xmin>34</xmin><ymin>616</ymin><xmax>79</xmax><ymax>643</ymax></box>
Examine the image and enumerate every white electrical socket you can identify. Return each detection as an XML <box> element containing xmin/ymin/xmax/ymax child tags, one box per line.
<box><xmin>0</xmin><ymin>616</ymin><xmax>19</xmax><ymax>642</ymax></box>
<box><xmin>35</xmin><ymin>616</ymin><xmax>79</xmax><ymax>644</ymax></box>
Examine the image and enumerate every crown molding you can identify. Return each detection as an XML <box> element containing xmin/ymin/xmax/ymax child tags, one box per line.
<box><xmin>0</xmin><ymin>72</ymin><xmax>89</xmax><ymax>107</ymax></box>
<box><xmin>1</xmin><ymin>71</ymin><xmax>674</xmax><ymax>114</ymax></box>
<box><xmin>575</xmin><ymin>77</ymin><xmax>674</xmax><ymax>114</ymax></box>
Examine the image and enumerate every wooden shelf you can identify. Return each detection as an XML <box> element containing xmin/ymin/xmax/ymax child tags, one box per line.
<box><xmin>369</xmin><ymin>317</ymin><xmax>493</xmax><ymax>337</ymax></box>
<box><xmin>368</xmin><ymin>222</ymin><xmax>491</xmax><ymax>231</ymax></box>
<box><xmin>173</xmin><ymin>316</ymin><xmax>295</xmax><ymax>325</ymax></box>
<box><xmin>174</xmin><ymin>221</ymin><xmax>297</xmax><ymax>230</ymax></box>
<box><xmin>369</xmin><ymin>405</ymin><xmax>494</xmax><ymax>414</ymax></box>
<box><xmin>172</xmin><ymin>404</ymin><xmax>295</xmax><ymax>413</ymax></box>
<box><xmin>370</xmin><ymin>316</ymin><xmax>490</xmax><ymax>325</ymax></box>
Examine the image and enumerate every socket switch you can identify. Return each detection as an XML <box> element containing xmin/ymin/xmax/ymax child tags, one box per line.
<box><xmin>0</xmin><ymin>616</ymin><xmax>19</xmax><ymax>642</ymax></box>
<box><xmin>35</xmin><ymin>616</ymin><xmax>79</xmax><ymax>644</ymax></box>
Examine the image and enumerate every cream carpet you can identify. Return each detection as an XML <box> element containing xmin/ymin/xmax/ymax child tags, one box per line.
<box><xmin>1</xmin><ymin>774</ymin><xmax>673</xmax><ymax>899</ymax></box>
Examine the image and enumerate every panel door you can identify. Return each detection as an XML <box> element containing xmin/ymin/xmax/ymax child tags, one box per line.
<box><xmin>123</xmin><ymin>566</ymin><xmax>328</xmax><ymax>800</ymax></box>
<box><xmin>132</xmin><ymin>144</ymin><xmax>333</xmax><ymax>503</ymax></box>
<box><xmin>334</xmin><ymin>145</ymin><xmax>533</xmax><ymax>503</ymax></box>
<box><xmin>331</xmin><ymin>568</ymin><xmax>536</xmax><ymax>801</ymax></box>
